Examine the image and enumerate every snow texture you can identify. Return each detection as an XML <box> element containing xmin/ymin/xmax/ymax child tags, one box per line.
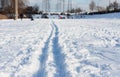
<box><xmin>0</xmin><ymin>16</ymin><xmax>120</xmax><ymax>77</ymax></box>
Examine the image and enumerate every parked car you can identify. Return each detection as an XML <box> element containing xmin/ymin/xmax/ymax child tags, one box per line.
<box><xmin>41</xmin><ymin>14</ymin><xmax>48</xmax><ymax>19</ymax></box>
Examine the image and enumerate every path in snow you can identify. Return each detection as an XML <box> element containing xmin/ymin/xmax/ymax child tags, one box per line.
<box><xmin>52</xmin><ymin>22</ymin><xmax>69</xmax><ymax>77</ymax></box>
<box><xmin>35</xmin><ymin>24</ymin><xmax>54</xmax><ymax>77</ymax></box>
<box><xmin>35</xmin><ymin>21</ymin><xmax>69</xmax><ymax>77</ymax></box>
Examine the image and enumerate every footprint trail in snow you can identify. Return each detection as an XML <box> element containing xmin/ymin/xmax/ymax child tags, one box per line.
<box><xmin>35</xmin><ymin>21</ymin><xmax>69</xmax><ymax>77</ymax></box>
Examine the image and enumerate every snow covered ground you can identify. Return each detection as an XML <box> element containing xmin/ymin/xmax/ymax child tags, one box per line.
<box><xmin>0</xmin><ymin>18</ymin><xmax>120</xmax><ymax>77</ymax></box>
<box><xmin>33</xmin><ymin>12</ymin><xmax>120</xmax><ymax>19</ymax></box>
<box><xmin>74</xmin><ymin>12</ymin><xmax>120</xmax><ymax>19</ymax></box>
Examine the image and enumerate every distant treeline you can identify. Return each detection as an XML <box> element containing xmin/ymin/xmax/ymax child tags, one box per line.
<box><xmin>82</xmin><ymin>9</ymin><xmax>120</xmax><ymax>15</ymax></box>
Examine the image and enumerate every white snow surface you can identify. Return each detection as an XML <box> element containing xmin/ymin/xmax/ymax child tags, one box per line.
<box><xmin>74</xmin><ymin>12</ymin><xmax>120</xmax><ymax>19</ymax></box>
<box><xmin>0</xmin><ymin>19</ymin><xmax>120</xmax><ymax>77</ymax></box>
<box><xmin>33</xmin><ymin>12</ymin><xmax>120</xmax><ymax>19</ymax></box>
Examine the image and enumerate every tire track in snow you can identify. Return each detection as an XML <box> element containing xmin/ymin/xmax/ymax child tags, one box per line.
<box><xmin>35</xmin><ymin>24</ymin><xmax>54</xmax><ymax>77</ymax></box>
<box><xmin>52</xmin><ymin>22</ymin><xmax>69</xmax><ymax>77</ymax></box>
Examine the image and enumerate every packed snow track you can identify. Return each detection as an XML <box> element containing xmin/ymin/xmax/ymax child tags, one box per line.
<box><xmin>0</xmin><ymin>19</ymin><xmax>120</xmax><ymax>77</ymax></box>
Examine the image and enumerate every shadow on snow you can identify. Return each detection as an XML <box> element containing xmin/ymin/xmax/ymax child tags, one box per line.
<box><xmin>34</xmin><ymin>25</ymin><xmax>54</xmax><ymax>77</ymax></box>
<box><xmin>52</xmin><ymin>22</ymin><xmax>70</xmax><ymax>77</ymax></box>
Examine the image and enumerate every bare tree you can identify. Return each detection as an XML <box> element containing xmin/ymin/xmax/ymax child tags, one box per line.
<box><xmin>89</xmin><ymin>0</ymin><xmax>96</xmax><ymax>11</ymax></box>
<box><xmin>106</xmin><ymin>0</ymin><xmax>119</xmax><ymax>11</ymax></box>
<box><xmin>0</xmin><ymin>0</ymin><xmax>28</xmax><ymax>9</ymax></box>
<box><xmin>0</xmin><ymin>0</ymin><xmax>28</xmax><ymax>18</ymax></box>
<box><xmin>113</xmin><ymin>0</ymin><xmax>119</xmax><ymax>10</ymax></box>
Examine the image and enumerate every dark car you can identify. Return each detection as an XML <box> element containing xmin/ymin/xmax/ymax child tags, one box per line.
<box><xmin>41</xmin><ymin>14</ymin><xmax>48</xmax><ymax>19</ymax></box>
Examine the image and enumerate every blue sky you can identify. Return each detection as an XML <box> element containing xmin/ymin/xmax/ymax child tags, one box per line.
<box><xmin>29</xmin><ymin>0</ymin><xmax>120</xmax><ymax>12</ymax></box>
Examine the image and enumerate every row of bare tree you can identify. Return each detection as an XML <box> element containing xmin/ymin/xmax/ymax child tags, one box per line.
<box><xmin>0</xmin><ymin>0</ymin><xmax>28</xmax><ymax>18</ymax></box>
<box><xmin>0</xmin><ymin>0</ymin><xmax>120</xmax><ymax>18</ymax></box>
<box><xmin>66</xmin><ymin>0</ymin><xmax>120</xmax><ymax>14</ymax></box>
<box><xmin>89</xmin><ymin>0</ymin><xmax>120</xmax><ymax>12</ymax></box>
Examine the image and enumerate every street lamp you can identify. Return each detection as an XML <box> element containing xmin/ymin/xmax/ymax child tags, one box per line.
<box><xmin>15</xmin><ymin>0</ymin><xmax>18</xmax><ymax>20</ymax></box>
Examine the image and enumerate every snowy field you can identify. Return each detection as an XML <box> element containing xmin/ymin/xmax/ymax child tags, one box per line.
<box><xmin>0</xmin><ymin>19</ymin><xmax>120</xmax><ymax>77</ymax></box>
<box><xmin>33</xmin><ymin>12</ymin><xmax>120</xmax><ymax>19</ymax></box>
<box><xmin>73</xmin><ymin>12</ymin><xmax>120</xmax><ymax>19</ymax></box>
